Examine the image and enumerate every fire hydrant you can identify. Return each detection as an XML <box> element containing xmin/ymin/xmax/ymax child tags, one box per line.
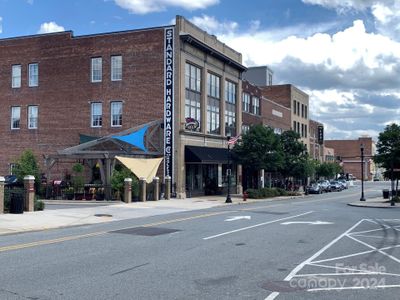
<box><xmin>243</xmin><ymin>191</ymin><xmax>248</xmax><ymax>201</ymax></box>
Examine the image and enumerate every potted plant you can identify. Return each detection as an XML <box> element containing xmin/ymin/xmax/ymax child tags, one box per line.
<box><xmin>85</xmin><ymin>187</ymin><xmax>95</xmax><ymax>200</ymax></box>
<box><xmin>95</xmin><ymin>187</ymin><xmax>105</xmax><ymax>201</ymax></box>
<box><xmin>72</xmin><ymin>163</ymin><xmax>85</xmax><ymax>200</ymax></box>
<box><xmin>65</xmin><ymin>187</ymin><xmax>74</xmax><ymax>200</ymax></box>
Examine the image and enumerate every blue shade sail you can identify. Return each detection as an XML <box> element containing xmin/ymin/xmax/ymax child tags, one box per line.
<box><xmin>113</xmin><ymin>125</ymin><xmax>148</xmax><ymax>152</ymax></box>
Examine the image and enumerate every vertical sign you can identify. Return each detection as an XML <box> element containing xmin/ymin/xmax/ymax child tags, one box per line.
<box><xmin>317</xmin><ymin>125</ymin><xmax>324</xmax><ymax>145</ymax></box>
<box><xmin>164</xmin><ymin>27</ymin><xmax>174</xmax><ymax>182</ymax></box>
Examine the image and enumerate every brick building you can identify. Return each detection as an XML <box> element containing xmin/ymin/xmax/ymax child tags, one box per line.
<box><xmin>260</xmin><ymin>84</ymin><xmax>310</xmax><ymax>151</ymax></box>
<box><xmin>0</xmin><ymin>16</ymin><xmax>246</xmax><ymax>198</ymax></box>
<box><xmin>325</xmin><ymin>137</ymin><xmax>375</xmax><ymax>180</ymax></box>
<box><xmin>309</xmin><ymin>119</ymin><xmax>324</xmax><ymax>162</ymax></box>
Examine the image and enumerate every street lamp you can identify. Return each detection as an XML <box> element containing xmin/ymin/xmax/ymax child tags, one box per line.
<box><xmin>226</xmin><ymin>134</ymin><xmax>232</xmax><ymax>203</ymax></box>
<box><xmin>360</xmin><ymin>144</ymin><xmax>365</xmax><ymax>201</ymax></box>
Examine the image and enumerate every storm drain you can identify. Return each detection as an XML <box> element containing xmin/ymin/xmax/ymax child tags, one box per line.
<box><xmin>110</xmin><ymin>227</ymin><xmax>181</xmax><ymax>236</ymax></box>
<box><xmin>94</xmin><ymin>214</ymin><xmax>113</xmax><ymax>217</ymax></box>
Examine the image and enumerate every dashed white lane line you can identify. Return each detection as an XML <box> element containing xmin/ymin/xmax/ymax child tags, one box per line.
<box><xmin>203</xmin><ymin>211</ymin><xmax>313</xmax><ymax>240</ymax></box>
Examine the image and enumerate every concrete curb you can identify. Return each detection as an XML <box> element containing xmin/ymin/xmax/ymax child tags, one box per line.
<box><xmin>347</xmin><ymin>202</ymin><xmax>400</xmax><ymax>209</ymax></box>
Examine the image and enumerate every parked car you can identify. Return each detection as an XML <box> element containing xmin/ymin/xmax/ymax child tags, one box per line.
<box><xmin>338</xmin><ymin>179</ymin><xmax>349</xmax><ymax>189</ymax></box>
<box><xmin>307</xmin><ymin>183</ymin><xmax>323</xmax><ymax>194</ymax></box>
<box><xmin>317</xmin><ymin>180</ymin><xmax>331</xmax><ymax>192</ymax></box>
<box><xmin>329</xmin><ymin>180</ymin><xmax>343</xmax><ymax>191</ymax></box>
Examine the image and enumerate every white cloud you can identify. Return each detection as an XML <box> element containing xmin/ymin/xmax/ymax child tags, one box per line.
<box><xmin>190</xmin><ymin>15</ymin><xmax>238</xmax><ymax>34</ymax></box>
<box><xmin>302</xmin><ymin>0</ymin><xmax>400</xmax><ymax>40</ymax></box>
<box><xmin>190</xmin><ymin>14</ymin><xmax>400</xmax><ymax>139</ymax></box>
<box><xmin>114</xmin><ymin>0</ymin><xmax>218</xmax><ymax>14</ymax></box>
<box><xmin>27</xmin><ymin>0</ymin><xmax>34</xmax><ymax>4</ymax></box>
<box><xmin>37</xmin><ymin>22</ymin><xmax>65</xmax><ymax>34</ymax></box>
<box><xmin>0</xmin><ymin>17</ymin><xmax>2</xmax><ymax>34</ymax></box>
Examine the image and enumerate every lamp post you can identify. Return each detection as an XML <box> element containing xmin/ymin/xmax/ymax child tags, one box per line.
<box><xmin>391</xmin><ymin>157</ymin><xmax>395</xmax><ymax>206</ymax></box>
<box><xmin>226</xmin><ymin>135</ymin><xmax>232</xmax><ymax>203</ymax></box>
<box><xmin>360</xmin><ymin>144</ymin><xmax>365</xmax><ymax>201</ymax></box>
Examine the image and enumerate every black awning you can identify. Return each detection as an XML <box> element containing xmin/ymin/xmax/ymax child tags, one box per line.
<box><xmin>185</xmin><ymin>146</ymin><xmax>229</xmax><ymax>164</ymax></box>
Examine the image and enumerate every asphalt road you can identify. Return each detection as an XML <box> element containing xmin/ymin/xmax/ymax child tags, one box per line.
<box><xmin>0</xmin><ymin>181</ymin><xmax>399</xmax><ymax>300</ymax></box>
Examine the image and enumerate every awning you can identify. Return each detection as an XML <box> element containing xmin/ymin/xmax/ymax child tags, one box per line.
<box><xmin>185</xmin><ymin>146</ymin><xmax>229</xmax><ymax>164</ymax></box>
<box><xmin>115</xmin><ymin>156</ymin><xmax>164</xmax><ymax>183</ymax></box>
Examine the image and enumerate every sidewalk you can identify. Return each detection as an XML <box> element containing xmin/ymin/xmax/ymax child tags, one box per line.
<box><xmin>348</xmin><ymin>197</ymin><xmax>400</xmax><ymax>208</ymax></box>
<box><xmin>0</xmin><ymin>195</ymin><xmax>256</xmax><ymax>235</ymax></box>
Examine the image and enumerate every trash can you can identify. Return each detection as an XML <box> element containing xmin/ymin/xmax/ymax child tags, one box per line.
<box><xmin>9</xmin><ymin>192</ymin><xmax>24</xmax><ymax>214</ymax></box>
<box><xmin>383</xmin><ymin>189</ymin><xmax>390</xmax><ymax>199</ymax></box>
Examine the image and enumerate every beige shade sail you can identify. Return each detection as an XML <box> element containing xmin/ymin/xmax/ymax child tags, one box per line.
<box><xmin>115</xmin><ymin>156</ymin><xmax>164</xmax><ymax>183</ymax></box>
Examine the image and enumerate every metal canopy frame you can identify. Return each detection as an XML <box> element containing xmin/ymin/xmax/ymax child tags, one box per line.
<box><xmin>44</xmin><ymin>119</ymin><xmax>164</xmax><ymax>198</ymax></box>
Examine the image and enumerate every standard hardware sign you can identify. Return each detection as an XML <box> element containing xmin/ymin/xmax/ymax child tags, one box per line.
<box><xmin>164</xmin><ymin>27</ymin><xmax>174</xmax><ymax>182</ymax></box>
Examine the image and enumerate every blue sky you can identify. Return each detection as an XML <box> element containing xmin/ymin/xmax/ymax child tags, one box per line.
<box><xmin>1</xmin><ymin>0</ymin><xmax>399</xmax><ymax>140</ymax></box>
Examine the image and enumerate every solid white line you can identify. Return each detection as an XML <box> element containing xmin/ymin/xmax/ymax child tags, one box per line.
<box><xmin>203</xmin><ymin>211</ymin><xmax>313</xmax><ymax>240</ymax></box>
<box><xmin>308</xmin><ymin>284</ymin><xmax>400</xmax><ymax>292</ymax></box>
<box><xmin>348</xmin><ymin>226</ymin><xmax>391</xmax><ymax>236</ymax></box>
<box><xmin>264</xmin><ymin>291</ymin><xmax>280</xmax><ymax>300</ymax></box>
<box><xmin>293</xmin><ymin>271</ymin><xmax>400</xmax><ymax>277</ymax></box>
<box><xmin>308</xmin><ymin>263</ymin><xmax>380</xmax><ymax>274</ymax></box>
<box><xmin>283</xmin><ymin>219</ymin><xmax>365</xmax><ymax>281</ymax></box>
<box><xmin>311</xmin><ymin>243</ymin><xmax>400</xmax><ymax>264</ymax></box>
<box><xmin>346</xmin><ymin>235</ymin><xmax>400</xmax><ymax>264</ymax></box>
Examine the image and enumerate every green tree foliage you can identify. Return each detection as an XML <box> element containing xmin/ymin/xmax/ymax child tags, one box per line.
<box><xmin>111</xmin><ymin>164</ymin><xmax>139</xmax><ymax>198</ymax></box>
<box><xmin>279</xmin><ymin>130</ymin><xmax>308</xmax><ymax>179</ymax></box>
<box><xmin>71</xmin><ymin>163</ymin><xmax>85</xmax><ymax>192</ymax></box>
<box><xmin>232</xmin><ymin>124</ymin><xmax>283</xmax><ymax>172</ymax></box>
<box><xmin>374</xmin><ymin>123</ymin><xmax>400</xmax><ymax>193</ymax></box>
<box><xmin>316</xmin><ymin>162</ymin><xmax>342</xmax><ymax>179</ymax></box>
<box><xmin>14</xmin><ymin>149</ymin><xmax>40</xmax><ymax>185</ymax></box>
<box><xmin>374</xmin><ymin>123</ymin><xmax>400</xmax><ymax>179</ymax></box>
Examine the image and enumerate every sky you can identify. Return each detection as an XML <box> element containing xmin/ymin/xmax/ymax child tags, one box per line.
<box><xmin>1</xmin><ymin>0</ymin><xmax>399</xmax><ymax>141</ymax></box>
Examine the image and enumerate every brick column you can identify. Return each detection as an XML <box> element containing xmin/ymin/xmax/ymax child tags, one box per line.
<box><xmin>124</xmin><ymin>178</ymin><xmax>132</xmax><ymax>203</ymax></box>
<box><xmin>165</xmin><ymin>176</ymin><xmax>171</xmax><ymax>200</ymax></box>
<box><xmin>24</xmin><ymin>175</ymin><xmax>35</xmax><ymax>212</ymax></box>
<box><xmin>0</xmin><ymin>176</ymin><xmax>4</xmax><ymax>214</ymax></box>
<box><xmin>153</xmin><ymin>177</ymin><xmax>159</xmax><ymax>201</ymax></box>
<box><xmin>139</xmin><ymin>177</ymin><xmax>146</xmax><ymax>202</ymax></box>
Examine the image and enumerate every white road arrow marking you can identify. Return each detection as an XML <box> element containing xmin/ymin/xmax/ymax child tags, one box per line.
<box><xmin>225</xmin><ymin>216</ymin><xmax>251</xmax><ymax>222</ymax></box>
<box><xmin>281</xmin><ymin>221</ymin><xmax>333</xmax><ymax>225</ymax></box>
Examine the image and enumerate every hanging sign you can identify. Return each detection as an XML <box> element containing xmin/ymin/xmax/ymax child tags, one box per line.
<box><xmin>164</xmin><ymin>27</ymin><xmax>174</xmax><ymax>182</ymax></box>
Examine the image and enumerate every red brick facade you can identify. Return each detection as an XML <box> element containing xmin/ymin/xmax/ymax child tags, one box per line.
<box><xmin>241</xmin><ymin>80</ymin><xmax>291</xmax><ymax>133</ymax></box>
<box><xmin>0</xmin><ymin>29</ymin><xmax>166</xmax><ymax>175</ymax></box>
<box><xmin>325</xmin><ymin>137</ymin><xmax>374</xmax><ymax>180</ymax></box>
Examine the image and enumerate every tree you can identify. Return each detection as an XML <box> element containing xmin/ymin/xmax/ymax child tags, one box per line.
<box><xmin>232</xmin><ymin>124</ymin><xmax>283</xmax><ymax>173</ymax></box>
<box><xmin>279</xmin><ymin>130</ymin><xmax>307</xmax><ymax>181</ymax></box>
<box><xmin>374</xmin><ymin>123</ymin><xmax>400</xmax><ymax>192</ymax></box>
<box><xmin>316</xmin><ymin>162</ymin><xmax>343</xmax><ymax>179</ymax></box>
<box><xmin>14</xmin><ymin>149</ymin><xmax>41</xmax><ymax>186</ymax></box>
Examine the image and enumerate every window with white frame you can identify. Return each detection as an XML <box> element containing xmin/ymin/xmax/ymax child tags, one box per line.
<box><xmin>242</xmin><ymin>93</ymin><xmax>250</xmax><ymax>112</ymax></box>
<box><xmin>28</xmin><ymin>105</ymin><xmax>38</xmax><ymax>129</ymax></box>
<box><xmin>28</xmin><ymin>63</ymin><xmax>38</xmax><ymax>87</ymax></box>
<box><xmin>12</xmin><ymin>65</ymin><xmax>21</xmax><ymax>88</ymax></box>
<box><xmin>207</xmin><ymin>73</ymin><xmax>220</xmax><ymax>134</ymax></box>
<box><xmin>111</xmin><ymin>101</ymin><xmax>122</xmax><ymax>127</ymax></box>
<box><xmin>242</xmin><ymin>124</ymin><xmax>250</xmax><ymax>134</ymax></box>
<box><xmin>91</xmin><ymin>102</ymin><xmax>102</xmax><ymax>127</ymax></box>
<box><xmin>185</xmin><ymin>63</ymin><xmax>201</xmax><ymax>131</ymax></box>
<box><xmin>9</xmin><ymin>163</ymin><xmax>17</xmax><ymax>175</ymax></box>
<box><xmin>91</xmin><ymin>57</ymin><xmax>102</xmax><ymax>82</ymax></box>
<box><xmin>111</xmin><ymin>55</ymin><xmax>122</xmax><ymax>81</ymax></box>
<box><xmin>225</xmin><ymin>80</ymin><xmax>236</xmax><ymax>136</ymax></box>
<box><xmin>252</xmin><ymin>96</ymin><xmax>260</xmax><ymax>115</ymax></box>
<box><xmin>11</xmin><ymin>106</ymin><xmax>21</xmax><ymax>129</ymax></box>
